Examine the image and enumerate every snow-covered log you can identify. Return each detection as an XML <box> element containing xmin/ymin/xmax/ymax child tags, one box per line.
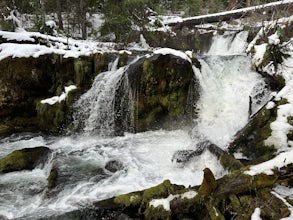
<box><xmin>168</xmin><ymin>0</ymin><xmax>293</xmax><ymax>28</ymax></box>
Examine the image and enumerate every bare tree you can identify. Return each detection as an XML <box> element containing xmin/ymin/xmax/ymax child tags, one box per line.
<box><xmin>56</xmin><ymin>0</ymin><xmax>63</xmax><ymax>30</ymax></box>
<box><xmin>79</xmin><ymin>0</ymin><xmax>86</xmax><ymax>39</ymax></box>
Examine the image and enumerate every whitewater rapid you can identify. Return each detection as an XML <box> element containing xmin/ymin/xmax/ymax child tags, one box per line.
<box><xmin>0</xmin><ymin>31</ymin><xmax>271</xmax><ymax>219</ymax></box>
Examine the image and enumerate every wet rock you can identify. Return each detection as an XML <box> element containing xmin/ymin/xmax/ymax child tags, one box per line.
<box><xmin>114</xmin><ymin>52</ymin><xmax>199</xmax><ymax>134</ymax></box>
<box><xmin>40</xmin><ymin>207</ymin><xmax>134</xmax><ymax>220</ymax></box>
<box><xmin>228</xmin><ymin>99</ymin><xmax>290</xmax><ymax>164</ymax></box>
<box><xmin>172</xmin><ymin>141</ymin><xmax>243</xmax><ymax>171</ymax></box>
<box><xmin>105</xmin><ymin>160</ymin><xmax>125</xmax><ymax>173</ymax></box>
<box><xmin>198</xmin><ymin>168</ymin><xmax>217</xmax><ymax>196</ymax></box>
<box><xmin>47</xmin><ymin>165</ymin><xmax>59</xmax><ymax>190</ymax></box>
<box><xmin>0</xmin><ymin>146</ymin><xmax>51</xmax><ymax>173</ymax></box>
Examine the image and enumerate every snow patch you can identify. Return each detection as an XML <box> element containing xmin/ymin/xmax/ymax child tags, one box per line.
<box><xmin>245</xmin><ymin>150</ymin><xmax>293</xmax><ymax>175</ymax></box>
<box><xmin>251</xmin><ymin>208</ymin><xmax>262</xmax><ymax>220</ymax></box>
<box><xmin>149</xmin><ymin>190</ymin><xmax>198</xmax><ymax>211</ymax></box>
<box><xmin>252</xmin><ymin>44</ymin><xmax>267</xmax><ymax>67</ymax></box>
<box><xmin>41</xmin><ymin>85</ymin><xmax>77</xmax><ymax>105</ymax></box>
<box><xmin>265</xmin><ymin>80</ymin><xmax>293</xmax><ymax>149</ymax></box>
<box><xmin>154</xmin><ymin>48</ymin><xmax>191</xmax><ymax>63</ymax></box>
<box><xmin>268</xmin><ymin>32</ymin><xmax>280</xmax><ymax>45</ymax></box>
<box><xmin>266</xmin><ymin>101</ymin><xmax>275</xmax><ymax>109</ymax></box>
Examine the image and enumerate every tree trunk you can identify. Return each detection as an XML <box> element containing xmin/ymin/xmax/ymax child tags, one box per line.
<box><xmin>79</xmin><ymin>0</ymin><xmax>86</xmax><ymax>39</ymax></box>
<box><xmin>228</xmin><ymin>0</ymin><xmax>237</xmax><ymax>10</ymax></box>
<box><xmin>56</xmin><ymin>0</ymin><xmax>63</xmax><ymax>30</ymax></box>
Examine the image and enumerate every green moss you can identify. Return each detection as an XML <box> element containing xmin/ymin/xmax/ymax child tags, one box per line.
<box><xmin>205</xmin><ymin>200</ymin><xmax>225</xmax><ymax>220</ymax></box>
<box><xmin>0</xmin><ymin>147</ymin><xmax>50</xmax><ymax>173</ymax></box>
<box><xmin>142</xmin><ymin>180</ymin><xmax>173</xmax><ymax>202</ymax></box>
<box><xmin>134</xmin><ymin>54</ymin><xmax>195</xmax><ymax>132</ymax></box>
<box><xmin>144</xmin><ymin>205</ymin><xmax>171</xmax><ymax>220</ymax></box>
<box><xmin>74</xmin><ymin>56</ymin><xmax>93</xmax><ymax>87</ymax></box>
<box><xmin>36</xmin><ymin>101</ymin><xmax>65</xmax><ymax>132</ymax></box>
<box><xmin>220</xmin><ymin>153</ymin><xmax>244</xmax><ymax>171</ymax></box>
<box><xmin>114</xmin><ymin>192</ymin><xmax>142</xmax><ymax>207</ymax></box>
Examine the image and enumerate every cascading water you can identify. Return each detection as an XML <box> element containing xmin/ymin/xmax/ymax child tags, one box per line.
<box><xmin>0</xmin><ymin>31</ymin><xmax>272</xmax><ymax>219</ymax></box>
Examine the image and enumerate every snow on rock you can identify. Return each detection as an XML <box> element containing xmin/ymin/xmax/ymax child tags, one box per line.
<box><xmin>181</xmin><ymin>190</ymin><xmax>197</xmax><ymax>199</ymax></box>
<box><xmin>149</xmin><ymin>190</ymin><xmax>198</xmax><ymax>211</ymax></box>
<box><xmin>265</xmin><ymin>80</ymin><xmax>293</xmax><ymax>149</ymax></box>
<box><xmin>45</xmin><ymin>20</ymin><xmax>56</xmax><ymax>29</ymax></box>
<box><xmin>266</xmin><ymin>101</ymin><xmax>275</xmax><ymax>109</ymax></box>
<box><xmin>251</xmin><ymin>44</ymin><xmax>267</xmax><ymax>67</ymax></box>
<box><xmin>268</xmin><ymin>32</ymin><xmax>280</xmax><ymax>45</ymax></box>
<box><xmin>251</xmin><ymin>208</ymin><xmax>262</xmax><ymax>220</ymax></box>
<box><xmin>245</xmin><ymin>150</ymin><xmax>293</xmax><ymax>176</ymax></box>
<box><xmin>154</xmin><ymin>48</ymin><xmax>191</xmax><ymax>63</ymax></box>
<box><xmin>149</xmin><ymin>194</ymin><xmax>176</xmax><ymax>211</ymax></box>
<box><xmin>41</xmin><ymin>85</ymin><xmax>77</xmax><ymax>105</ymax></box>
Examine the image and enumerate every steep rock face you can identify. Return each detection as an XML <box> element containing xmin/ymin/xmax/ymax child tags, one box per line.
<box><xmin>0</xmin><ymin>53</ymin><xmax>112</xmax><ymax>136</ymax></box>
<box><xmin>115</xmin><ymin>53</ymin><xmax>199</xmax><ymax>134</ymax></box>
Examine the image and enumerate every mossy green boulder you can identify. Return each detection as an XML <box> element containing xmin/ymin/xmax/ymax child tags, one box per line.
<box><xmin>0</xmin><ymin>146</ymin><xmax>51</xmax><ymax>173</ymax></box>
<box><xmin>115</xmin><ymin>53</ymin><xmax>199</xmax><ymax>134</ymax></box>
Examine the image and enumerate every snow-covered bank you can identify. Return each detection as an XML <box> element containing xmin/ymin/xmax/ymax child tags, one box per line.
<box><xmin>0</xmin><ymin>30</ymin><xmax>117</xmax><ymax>60</ymax></box>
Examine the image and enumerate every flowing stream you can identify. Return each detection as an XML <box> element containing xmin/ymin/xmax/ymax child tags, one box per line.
<box><xmin>0</xmin><ymin>31</ymin><xmax>271</xmax><ymax>219</ymax></box>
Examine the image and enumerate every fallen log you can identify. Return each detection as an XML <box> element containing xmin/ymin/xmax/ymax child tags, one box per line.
<box><xmin>168</xmin><ymin>0</ymin><xmax>293</xmax><ymax>29</ymax></box>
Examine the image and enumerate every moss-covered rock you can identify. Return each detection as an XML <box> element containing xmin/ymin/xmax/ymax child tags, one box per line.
<box><xmin>114</xmin><ymin>192</ymin><xmax>142</xmax><ymax>207</ymax></box>
<box><xmin>229</xmin><ymin>100</ymin><xmax>279</xmax><ymax>163</ymax></box>
<box><xmin>94</xmin><ymin>163</ymin><xmax>293</xmax><ymax>220</ymax></box>
<box><xmin>0</xmin><ymin>146</ymin><xmax>51</xmax><ymax>173</ymax></box>
<box><xmin>198</xmin><ymin>168</ymin><xmax>217</xmax><ymax>196</ymax></box>
<box><xmin>115</xmin><ymin>53</ymin><xmax>199</xmax><ymax>134</ymax></box>
<box><xmin>144</xmin><ymin>205</ymin><xmax>171</xmax><ymax>220</ymax></box>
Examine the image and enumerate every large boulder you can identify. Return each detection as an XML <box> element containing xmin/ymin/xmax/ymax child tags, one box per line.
<box><xmin>0</xmin><ymin>146</ymin><xmax>51</xmax><ymax>173</ymax></box>
<box><xmin>114</xmin><ymin>51</ymin><xmax>199</xmax><ymax>134</ymax></box>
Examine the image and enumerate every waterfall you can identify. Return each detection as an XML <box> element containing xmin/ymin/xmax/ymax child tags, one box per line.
<box><xmin>192</xmin><ymin>31</ymin><xmax>271</xmax><ymax>149</ymax></box>
<box><xmin>72</xmin><ymin>67</ymin><xmax>125</xmax><ymax>135</ymax></box>
<box><xmin>205</xmin><ymin>31</ymin><xmax>249</xmax><ymax>56</ymax></box>
<box><xmin>72</xmin><ymin>57</ymin><xmax>139</xmax><ymax>136</ymax></box>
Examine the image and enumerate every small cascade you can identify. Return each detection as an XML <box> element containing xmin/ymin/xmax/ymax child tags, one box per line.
<box><xmin>72</xmin><ymin>57</ymin><xmax>139</xmax><ymax>136</ymax></box>
<box><xmin>205</xmin><ymin>31</ymin><xmax>249</xmax><ymax>56</ymax></box>
<box><xmin>72</xmin><ymin>65</ymin><xmax>126</xmax><ymax>136</ymax></box>
<box><xmin>192</xmin><ymin>31</ymin><xmax>271</xmax><ymax>148</ymax></box>
<box><xmin>108</xmin><ymin>57</ymin><xmax>120</xmax><ymax>71</ymax></box>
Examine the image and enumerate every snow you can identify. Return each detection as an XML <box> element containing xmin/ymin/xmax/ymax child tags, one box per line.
<box><xmin>266</xmin><ymin>101</ymin><xmax>275</xmax><ymax>109</ymax></box>
<box><xmin>0</xmin><ymin>30</ymin><xmax>35</xmax><ymax>42</ymax></box>
<box><xmin>149</xmin><ymin>190</ymin><xmax>198</xmax><ymax>211</ymax></box>
<box><xmin>154</xmin><ymin>48</ymin><xmax>191</xmax><ymax>62</ymax></box>
<box><xmin>268</xmin><ymin>32</ymin><xmax>280</xmax><ymax>45</ymax></box>
<box><xmin>251</xmin><ymin>208</ymin><xmax>262</xmax><ymax>220</ymax></box>
<box><xmin>181</xmin><ymin>190</ymin><xmax>197</xmax><ymax>199</ymax></box>
<box><xmin>149</xmin><ymin>194</ymin><xmax>177</xmax><ymax>211</ymax></box>
<box><xmin>251</xmin><ymin>44</ymin><xmax>267</xmax><ymax>67</ymax></box>
<box><xmin>41</xmin><ymin>85</ymin><xmax>77</xmax><ymax>105</ymax></box>
<box><xmin>245</xmin><ymin>150</ymin><xmax>293</xmax><ymax>175</ymax></box>
<box><xmin>45</xmin><ymin>20</ymin><xmax>56</xmax><ymax>29</ymax></box>
<box><xmin>0</xmin><ymin>31</ymin><xmax>117</xmax><ymax>61</ymax></box>
<box><xmin>264</xmin><ymin>80</ymin><xmax>293</xmax><ymax>149</ymax></box>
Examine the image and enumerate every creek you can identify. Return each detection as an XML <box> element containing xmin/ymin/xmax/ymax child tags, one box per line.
<box><xmin>0</xmin><ymin>31</ymin><xmax>271</xmax><ymax>219</ymax></box>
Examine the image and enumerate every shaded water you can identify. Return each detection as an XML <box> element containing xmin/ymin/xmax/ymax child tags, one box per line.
<box><xmin>0</xmin><ymin>31</ymin><xmax>271</xmax><ymax>219</ymax></box>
